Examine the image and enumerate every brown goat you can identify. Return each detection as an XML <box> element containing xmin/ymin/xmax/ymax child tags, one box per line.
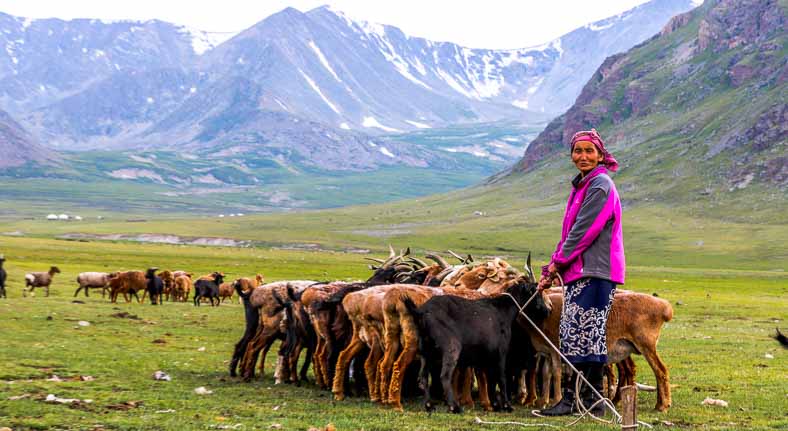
<box><xmin>525</xmin><ymin>290</ymin><xmax>673</xmax><ymax>411</ymax></box>
<box><xmin>237</xmin><ymin>281</ymin><xmax>316</xmax><ymax>381</ymax></box>
<box><xmin>172</xmin><ymin>274</ymin><xmax>192</xmax><ymax>302</ymax></box>
<box><xmin>300</xmin><ymin>282</ymin><xmax>367</xmax><ymax>389</ymax></box>
<box><xmin>332</xmin><ymin>284</ymin><xmax>401</xmax><ymax>402</ymax></box>
<box><xmin>107</xmin><ymin>271</ymin><xmax>146</xmax><ymax>303</ymax></box>
<box><xmin>158</xmin><ymin>270</ymin><xmax>175</xmax><ymax>301</ymax></box>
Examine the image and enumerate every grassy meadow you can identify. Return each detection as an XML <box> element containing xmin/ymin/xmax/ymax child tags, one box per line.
<box><xmin>0</xmin><ymin>232</ymin><xmax>786</xmax><ymax>430</ymax></box>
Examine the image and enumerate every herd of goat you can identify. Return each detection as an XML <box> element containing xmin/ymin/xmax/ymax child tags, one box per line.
<box><xmin>0</xmin><ymin>249</ymin><xmax>677</xmax><ymax>413</ymax></box>
<box><xmin>227</xmin><ymin>248</ymin><xmax>675</xmax><ymax>414</ymax></box>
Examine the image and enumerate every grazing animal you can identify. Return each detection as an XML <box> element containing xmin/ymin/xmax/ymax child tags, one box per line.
<box><xmin>107</xmin><ymin>271</ymin><xmax>147</xmax><ymax>303</ymax></box>
<box><xmin>24</xmin><ymin>266</ymin><xmax>61</xmax><ymax>297</ymax></box>
<box><xmin>775</xmin><ymin>328</ymin><xmax>788</xmax><ymax>349</ymax></box>
<box><xmin>144</xmin><ymin>268</ymin><xmax>164</xmax><ymax>305</ymax></box>
<box><xmin>232</xmin><ymin>280</ymin><xmax>316</xmax><ymax>379</ymax></box>
<box><xmin>526</xmin><ymin>290</ymin><xmax>674</xmax><ymax>411</ymax></box>
<box><xmin>193</xmin><ymin>272</ymin><xmax>224</xmax><ymax>306</ymax></box>
<box><xmin>173</xmin><ymin>274</ymin><xmax>192</xmax><ymax>302</ymax></box>
<box><xmin>158</xmin><ymin>270</ymin><xmax>175</xmax><ymax>301</ymax></box>
<box><xmin>0</xmin><ymin>254</ymin><xmax>6</xmax><ymax>299</ymax></box>
<box><xmin>74</xmin><ymin>272</ymin><xmax>111</xmax><ymax>298</ymax></box>
<box><xmin>404</xmin><ymin>279</ymin><xmax>551</xmax><ymax>413</ymax></box>
<box><xmin>219</xmin><ymin>281</ymin><xmax>235</xmax><ymax>303</ymax></box>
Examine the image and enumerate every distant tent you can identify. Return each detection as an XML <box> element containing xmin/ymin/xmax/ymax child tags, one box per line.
<box><xmin>47</xmin><ymin>214</ymin><xmax>58</xmax><ymax>220</ymax></box>
<box><xmin>73</xmin><ymin>216</ymin><xmax>83</xmax><ymax>221</ymax></box>
<box><xmin>58</xmin><ymin>214</ymin><xmax>69</xmax><ymax>220</ymax></box>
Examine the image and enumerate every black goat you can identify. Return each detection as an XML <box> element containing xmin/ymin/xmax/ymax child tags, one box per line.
<box><xmin>403</xmin><ymin>279</ymin><xmax>551</xmax><ymax>413</ymax></box>
<box><xmin>193</xmin><ymin>272</ymin><xmax>224</xmax><ymax>306</ymax></box>
<box><xmin>0</xmin><ymin>254</ymin><xmax>7</xmax><ymax>298</ymax></box>
<box><xmin>145</xmin><ymin>268</ymin><xmax>164</xmax><ymax>305</ymax></box>
<box><xmin>229</xmin><ymin>278</ymin><xmax>262</xmax><ymax>377</ymax></box>
<box><xmin>776</xmin><ymin>328</ymin><xmax>788</xmax><ymax>349</ymax></box>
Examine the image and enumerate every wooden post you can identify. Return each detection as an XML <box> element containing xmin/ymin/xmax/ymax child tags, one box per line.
<box><xmin>621</xmin><ymin>385</ymin><xmax>638</xmax><ymax>429</ymax></box>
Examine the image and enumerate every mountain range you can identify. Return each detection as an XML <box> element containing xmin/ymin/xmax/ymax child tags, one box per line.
<box><xmin>504</xmin><ymin>0</ymin><xmax>786</xmax><ymax>207</ymax></box>
<box><xmin>0</xmin><ymin>0</ymin><xmax>698</xmax><ymax>173</ymax></box>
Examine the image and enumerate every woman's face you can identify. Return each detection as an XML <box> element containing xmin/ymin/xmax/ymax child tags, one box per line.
<box><xmin>571</xmin><ymin>140</ymin><xmax>604</xmax><ymax>176</ymax></box>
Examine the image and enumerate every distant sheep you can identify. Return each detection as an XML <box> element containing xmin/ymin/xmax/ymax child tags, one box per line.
<box><xmin>74</xmin><ymin>272</ymin><xmax>111</xmax><ymax>298</ymax></box>
<box><xmin>24</xmin><ymin>266</ymin><xmax>61</xmax><ymax>297</ymax></box>
<box><xmin>0</xmin><ymin>255</ymin><xmax>6</xmax><ymax>299</ymax></box>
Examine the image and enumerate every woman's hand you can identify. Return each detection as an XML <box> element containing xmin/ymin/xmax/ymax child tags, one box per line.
<box><xmin>538</xmin><ymin>263</ymin><xmax>559</xmax><ymax>290</ymax></box>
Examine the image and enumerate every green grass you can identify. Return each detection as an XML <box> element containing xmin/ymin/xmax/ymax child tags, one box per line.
<box><xmin>0</xmin><ymin>233</ymin><xmax>786</xmax><ymax>430</ymax></box>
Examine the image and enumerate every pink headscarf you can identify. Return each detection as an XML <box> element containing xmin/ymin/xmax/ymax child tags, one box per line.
<box><xmin>569</xmin><ymin>128</ymin><xmax>619</xmax><ymax>172</ymax></box>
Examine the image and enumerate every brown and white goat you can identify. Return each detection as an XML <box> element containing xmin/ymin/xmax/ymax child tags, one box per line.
<box><xmin>24</xmin><ymin>266</ymin><xmax>61</xmax><ymax>297</ymax></box>
<box><xmin>525</xmin><ymin>290</ymin><xmax>674</xmax><ymax>411</ymax></box>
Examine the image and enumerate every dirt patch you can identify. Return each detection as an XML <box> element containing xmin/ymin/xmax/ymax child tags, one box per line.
<box><xmin>58</xmin><ymin>233</ymin><xmax>250</xmax><ymax>248</ymax></box>
<box><xmin>106</xmin><ymin>400</ymin><xmax>143</xmax><ymax>411</ymax></box>
<box><xmin>110</xmin><ymin>312</ymin><xmax>140</xmax><ymax>320</ymax></box>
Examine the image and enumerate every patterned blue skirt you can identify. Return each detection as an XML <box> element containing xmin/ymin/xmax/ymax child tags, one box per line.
<box><xmin>559</xmin><ymin>277</ymin><xmax>616</xmax><ymax>364</ymax></box>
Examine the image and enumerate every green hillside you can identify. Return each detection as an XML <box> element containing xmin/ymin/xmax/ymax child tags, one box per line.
<box><xmin>512</xmin><ymin>0</ymin><xmax>786</xmax><ymax>222</ymax></box>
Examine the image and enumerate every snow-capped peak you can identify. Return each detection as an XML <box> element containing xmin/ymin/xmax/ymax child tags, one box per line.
<box><xmin>178</xmin><ymin>26</ymin><xmax>237</xmax><ymax>55</ymax></box>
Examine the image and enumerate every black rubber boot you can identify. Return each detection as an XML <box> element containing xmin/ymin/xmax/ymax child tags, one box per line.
<box><xmin>537</xmin><ymin>370</ymin><xmax>576</xmax><ymax>416</ymax></box>
<box><xmin>580</xmin><ymin>362</ymin><xmax>607</xmax><ymax>416</ymax></box>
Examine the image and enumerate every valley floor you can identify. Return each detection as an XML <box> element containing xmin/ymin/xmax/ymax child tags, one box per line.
<box><xmin>0</xmin><ymin>236</ymin><xmax>785</xmax><ymax>430</ymax></box>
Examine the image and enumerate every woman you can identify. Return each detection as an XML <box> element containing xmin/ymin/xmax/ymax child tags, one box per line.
<box><xmin>537</xmin><ymin>129</ymin><xmax>625</xmax><ymax>416</ymax></box>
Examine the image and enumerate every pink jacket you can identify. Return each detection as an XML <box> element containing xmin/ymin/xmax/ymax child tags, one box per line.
<box><xmin>545</xmin><ymin>166</ymin><xmax>625</xmax><ymax>285</ymax></box>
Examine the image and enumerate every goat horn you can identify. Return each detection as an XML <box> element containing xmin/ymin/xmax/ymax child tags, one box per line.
<box><xmin>394</xmin><ymin>264</ymin><xmax>413</xmax><ymax>272</ymax></box>
<box><xmin>407</xmin><ymin>257</ymin><xmax>429</xmax><ymax>269</ymax></box>
<box><xmin>467</xmin><ymin>254</ymin><xmax>474</xmax><ymax>263</ymax></box>
<box><xmin>365</xmin><ymin>257</ymin><xmax>386</xmax><ymax>264</ymax></box>
<box><xmin>434</xmin><ymin>267</ymin><xmax>454</xmax><ymax>281</ymax></box>
<box><xmin>368</xmin><ymin>264</ymin><xmax>378</xmax><ymax>270</ymax></box>
<box><xmin>425</xmin><ymin>253</ymin><xmax>450</xmax><ymax>269</ymax></box>
<box><xmin>388</xmin><ymin>244</ymin><xmax>396</xmax><ymax>259</ymax></box>
<box><xmin>447</xmin><ymin>250</ymin><xmax>465</xmax><ymax>263</ymax></box>
<box><xmin>524</xmin><ymin>251</ymin><xmax>535</xmax><ymax>283</ymax></box>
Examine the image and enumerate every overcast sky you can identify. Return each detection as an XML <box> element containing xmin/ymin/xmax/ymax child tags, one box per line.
<box><xmin>1</xmin><ymin>0</ymin><xmax>655</xmax><ymax>49</ymax></box>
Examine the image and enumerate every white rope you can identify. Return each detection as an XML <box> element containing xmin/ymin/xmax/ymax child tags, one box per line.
<box><xmin>500</xmin><ymin>283</ymin><xmax>654</xmax><ymax>429</ymax></box>
<box><xmin>473</xmin><ymin>416</ymin><xmax>558</xmax><ymax>428</ymax></box>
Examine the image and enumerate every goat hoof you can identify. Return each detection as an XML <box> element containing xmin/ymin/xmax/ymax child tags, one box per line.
<box><xmin>449</xmin><ymin>404</ymin><xmax>463</xmax><ymax>414</ymax></box>
<box><xmin>503</xmin><ymin>404</ymin><xmax>513</xmax><ymax>413</ymax></box>
<box><xmin>333</xmin><ymin>393</ymin><xmax>345</xmax><ymax>401</ymax></box>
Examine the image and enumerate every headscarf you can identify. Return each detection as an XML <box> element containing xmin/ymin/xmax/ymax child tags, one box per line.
<box><xmin>569</xmin><ymin>128</ymin><xmax>619</xmax><ymax>172</ymax></box>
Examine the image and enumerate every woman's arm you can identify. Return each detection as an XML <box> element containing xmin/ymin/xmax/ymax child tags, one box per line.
<box><xmin>551</xmin><ymin>186</ymin><xmax>614</xmax><ymax>268</ymax></box>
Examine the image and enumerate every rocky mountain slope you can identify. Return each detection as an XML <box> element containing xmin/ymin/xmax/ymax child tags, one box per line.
<box><xmin>0</xmin><ymin>1</ymin><xmax>697</xmax><ymax>156</ymax></box>
<box><xmin>0</xmin><ymin>108</ymin><xmax>54</xmax><ymax>168</ymax></box>
<box><xmin>508</xmin><ymin>0</ymin><xmax>786</xmax><ymax>204</ymax></box>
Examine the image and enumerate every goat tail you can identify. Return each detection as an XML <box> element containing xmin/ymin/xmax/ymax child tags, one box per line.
<box><xmin>776</xmin><ymin>328</ymin><xmax>788</xmax><ymax>349</ymax></box>
<box><xmin>661</xmin><ymin>299</ymin><xmax>674</xmax><ymax>322</ymax></box>
<box><xmin>401</xmin><ymin>295</ymin><xmax>420</xmax><ymax>319</ymax></box>
<box><xmin>279</xmin><ymin>303</ymin><xmax>299</xmax><ymax>358</ymax></box>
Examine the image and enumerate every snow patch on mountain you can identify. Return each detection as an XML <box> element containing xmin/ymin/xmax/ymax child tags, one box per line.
<box><xmin>379</xmin><ymin>146</ymin><xmax>395</xmax><ymax>157</ymax></box>
<box><xmin>405</xmin><ymin>120</ymin><xmax>430</xmax><ymax>129</ymax></box>
<box><xmin>512</xmin><ymin>99</ymin><xmax>529</xmax><ymax>109</ymax></box>
<box><xmin>309</xmin><ymin>40</ymin><xmax>342</xmax><ymax>82</ymax></box>
<box><xmin>299</xmin><ymin>68</ymin><xmax>341</xmax><ymax>114</ymax></box>
<box><xmin>179</xmin><ymin>26</ymin><xmax>236</xmax><ymax>55</ymax></box>
<box><xmin>363</xmin><ymin>116</ymin><xmax>400</xmax><ymax>132</ymax></box>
